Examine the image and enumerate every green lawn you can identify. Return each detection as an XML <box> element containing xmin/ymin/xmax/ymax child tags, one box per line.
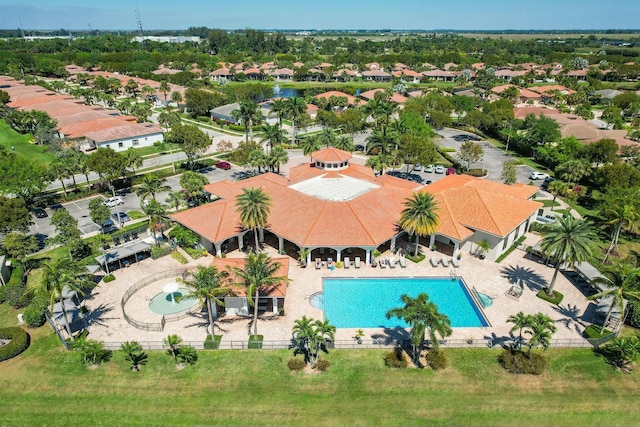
<box><xmin>0</xmin><ymin>120</ymin><xmax>56</xmax><ymax>164</ymax></box>
<box><xmin>1</xmin><ymin>302</ymin><xmax>640</xmax><ymax>426</ymax></box>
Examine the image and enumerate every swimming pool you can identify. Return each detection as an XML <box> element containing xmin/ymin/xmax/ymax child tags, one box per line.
<box><xmin>321</xmin><ymin>277</ymin><xmax>489</xmax><ymax>328</ymax></box>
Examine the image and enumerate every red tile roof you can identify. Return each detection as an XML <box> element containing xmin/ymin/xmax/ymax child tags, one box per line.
<box><xmin>311</xmin><ymin>148</ymin><xmax>352</xmax><ymax>163</ymax></box>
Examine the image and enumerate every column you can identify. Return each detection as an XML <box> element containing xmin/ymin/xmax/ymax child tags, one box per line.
<box><xmin>365</xmin><ymin>249</ymin><xmax>371</xmax><ymax>265</ymax></box>
<box><xmin>214</xmin><ymin>243</ymin><xmax>222</xmax><ymax>257</ymax></box>
<box><xmin>453</xmin><ymin>242</ymin><xmax>460</xmax><ymax>257</ymax></box>
<box><xmin>278</xmin><ymin>236</ymin><xmax>284</xmax><ymax>253</ymax></box>
<box><xmin>259</xmin><ymin>228</ymin><xmax>264</xmax><ymax>242</ymax></box>
<box><xmin>390</xmin><ymin>236</ymin><xmax>397</xmax><ymax>253</ymax></box>
<box><xmin>272</xmin><ymin>297</ymin><xmax>278</xmax><ymax>315</ymax></box>
<box><xmin>238</xmin><ymin>235</ymin><xmax>244</xmax><ymax>251</ymax></box>
<box><xmin>336</xmin><ymin>249</ymin><xmax>342</xmax><ymax>263</ymax></box>
<box><xmin>429</xmin><ymin>234</ymin><xmax>436</xmax><ymax>249</ymax></box>
<box><xmin>307</xmin><ymin>250</ymin><xmax>312</xmax><ymax>265</ymax></box>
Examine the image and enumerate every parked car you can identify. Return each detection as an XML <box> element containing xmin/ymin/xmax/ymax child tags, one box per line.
<box><xmin>541</xmin><ymin>177</ymin><xmax>555</xmax><ymax>190</ymax></box>
<box><xmin>101</xmin><ymin>218</ymin><xmax>118</xmax><ymax>233</ymax></box>
<box><xmin>434</xmin><ymin>165</ymin><xmax>445</xmax><ymax>174</ymax></box>
<box><xmin>529</xmin><ymin>171</ymin><xmax>550</xmax><ymax>180</ymax></box>
<box><xmin>215</xmin><ymin>161</ymin><xmax>231</xmax><ymax>170</ymax></box>
<box><xmin>413</xmin><ymin>163</ymin><xmax>423</xmax><ymax>171</ymax></box>
<box><xmin>105</xmin><ymin>196</ymin><xmax>124</xmax><ymax>207</ymax></box>
<box><xmin>424</xmin><ymin>164</ymin><xmax>434</xmax><ymax>173</ymax></box>
<box><xmin>446</xmin><ymin>167</ymin><xmax>456</xmax><ymax>175</ymax></box>
<box><xmin>50</xmin><ymin>203</ymin><xmax>65</xmax><ymax>211</ymax></box>
<box><xmin>33</xmin><ymin>207</ymin><xmax>48</xmax><ymax>218</ymax></box>
<box><xmin>111</xmin><ymin>212</ymin><xmax>131</xmax><ymax>223</ymax></box>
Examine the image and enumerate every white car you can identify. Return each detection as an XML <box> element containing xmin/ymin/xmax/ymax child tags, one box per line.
<box><xmin>105</xmin><ymin>196</ymin><xmax>124</xmax><ymax>207</ymax></box>
<box><xmin>529</xmin><ymin>171</ymin><xmax>550</xmax><ymax>180</ymax></box>
<box><xmin>424</xmin><ymin>164</ymin><xmax>434</xmax><ymax>173</ymax></box>
<box><xmin>434</xmin><ymin>165</ymin><xmax>445</xmax><ymax>174</ymax></box>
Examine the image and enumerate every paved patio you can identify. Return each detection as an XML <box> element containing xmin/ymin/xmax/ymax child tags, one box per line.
<box><xmin>81</xmin><ymin>231</ymin><xmax>597</xmax><ymax>348</ymax></box>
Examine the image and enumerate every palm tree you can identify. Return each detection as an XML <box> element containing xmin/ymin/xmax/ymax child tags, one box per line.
<box><xmin>539</xmin><ymin>216</ymin><xmax>596</xmax><ymax>296</ymax></box>
<box><xmin>232</xmin><ymin>100</ymin><xmax>262</xmax><ymax>142</ymax></box>
<box><xmin>163</xmin><ymin>334</ymin><xmax>182</xmax><ymax>363</ymax></box>
<box><xmin>386</xmin><ymin>293</ymin><xmax>452</xmax><ymax>364</ymax></box>
<box><xmin>399</xmin><ymin>192</ymin><xmax>440</xmax><ymax>257</ymax></box>
<box><xmin>260</xmin><ymin>123</ymin><xmax>287</xmax><ymax>154</ymax></box>
<box><xmin>316</xmin><ymin>127</ymin><xmax>337</xmax><ymax>148</ymax></box>
<box><xmin>230</xmin><ymin>252</ymin><xmax>287</xmax><ymax>337</ymax></box>
<box><xmin>547</xmin><ymin>180</ymin><xmax>567</xmax><ymax>211</ymax></box>
<box><xmin>286</xmin><ymin>97</ymin><xmax>307</xmax><ymax>144</ymax></box>
<box><xmin>165</xmin><ymin>190</ymin><xmax>186</xmax><ymax>211</ymax></box>
<box><xmin>291</xmin><ymin>316</ymin><xmax>336</xmax><ymax>368</ymax></box>
<box><xmin>600</xmin><ymin>188</ymin><xmax>640</xmax><ymax>263</ymax></box>
<box><xmin>524</xmin><ymin>313</ymin><xmax>557</xmax><ymax>357</ymax></box>
<box><xmin>270</xmin><ymin>98</ymin><xmax>287</xmax><ymax>128</ymax></box>
<box><xmin>135</xmin><ymin>173</ymin><xmax>171</xmax><ymax>202</ymax></box>
<box><xmin>179</xmin><ymin>266</ymin><xmax>232</xmax><ymax>341</ymax></box>
<box><xmin>365</xmin><ymin>128</ymin><xmax>394</xmax><ymax>155</ymax></box>
<box><xmin>143</xmin><ymin>199</ymin><xmax>168</xmax><ymax>246</ymax></box>
<box><xmin>589</xmin><ymin>263</ymin><xmax>640</xmax><ymax>335</ymax></box>
<box><xmin>159</xmin><ymin>80</ymin><xmax>170</xmax><ymax>105</ymax></box>
<box><xmin>120</xmin><ymin>341</ymin><xmax>148</xmax><ymax>371</ymax></box>
<box><xmin>507</xmin><ymin>311</ymin><xmax>531</xmax><ymax>350</ymax></box>
<box><xmin>40</xmin><ymin>257</ymin><xmax>93</xmax><ymax>340</ymax></box>
<box><xmin>299</xmin><ymin>136</ymin><xmax>321</xmax><ymax>160</ymax></box>
<box><xmin>557</xmin><ymin>159</ymin><xmax>591</xmax><ymax>188</ymax></box>
<box><xmin>235</xmin><ymin>187</ymin><xmax>272</xmax><ymax>252</ymax></box>
<box><xmin>170</xmin><ymin>91</ymin><xmax>183</xmax><ymax>106</ymax></box>
<box><xmin>267</xmin><ymin>145</ymin><xmax>289</xmax><ymax>174</ymax></box>
<box><xmin>334</xmin><ymin>135</ymin><xmax>354</xmax><ymax>152</ymax></box>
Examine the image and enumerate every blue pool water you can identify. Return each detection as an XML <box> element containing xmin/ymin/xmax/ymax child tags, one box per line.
<box><xmin>322</xmin><ymin>277</ymin><xmax>488</xmax><ymax>328</ymax></box>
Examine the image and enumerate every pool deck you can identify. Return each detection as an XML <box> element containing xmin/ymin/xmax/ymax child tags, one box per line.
<box><xmin>83</xmin><ymin>232</ymin><xmax>595</xmax><ymax>347</ymax></box>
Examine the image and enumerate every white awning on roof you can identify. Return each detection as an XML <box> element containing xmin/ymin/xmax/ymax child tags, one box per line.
<box><xmin>574</xmin><ymin>261</ymin><xmax>606</xmax><ymax>286</ymax></box>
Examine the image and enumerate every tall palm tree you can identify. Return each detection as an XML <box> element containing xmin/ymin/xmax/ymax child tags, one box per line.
<box><xmin>135</xmin><ymin>173</ymin><xmax>171</xmax><ymax>202</ymax></box>
<box><xmin>232</xmin><ymin>100</ymin><xmax>262</xmax><ymax>142</ymax></box>
<box><xmin>180</xmin><ymin>265</ymin><xmax>232</xmax><ymax>341</ymax></box>
<box><xmin>547</xmin><ymin>180</ymin><xmax>567</xmax><ymax>211</ymax></box>
<box><xmin>235</xmin><ymin>187</ymin><xmax>272</xmax><ymax>252</ymax></box>
<box><xmin>386</xmin><ymin>293</ymin><xmax>452</xmax><ymax>363</ymax></box>
<box><xmin>40</xmin><ymin>257</ymin><xmax>93</xmax><ymax>340</ymax></box>
<box><xmin>143</xmin><ymin>199</ymin><xmax>168</xmax><ymax>246</ymax></box>
<box><xmin>316</xmin><ymin>127</ymin><xmax>337</xmax><ymax>148</ymax></box>
<box><xmin>557</xmin><ymin>159</ymin><xmax>591</xmax><ymax>188</ymax></box>
<box><xmin>334</xmin><ymin>135</ymin><xmax>355</xmax><ymax>152</ymax></box>
<box><xmin>589</xmin><ymin>263</ymin><xmax>640</xmax><ymax>335</ymax></box>
<box><xmin>286</xmin><ymin>97</ymin><xmax>307</xmax><ymax>145</ymax></box>
<box><xmin>230</xmin><ymin>252</ymin><xmax>287</xmax><ymax>337</ymax></box>
<box><xmin>366</xmin><ymin>127</ymin><xmax>394</xmax><ymax>155</ymax></box>
<box><xmin>291</xmin><ymin>316</ymin><xmax>336</xmax><ymax>368</ymax></box>
<box><xmin>299</xmin><ymin>136</ymin><xmax>321</xmax><ymax>160</ymax></box>
<box><xmin>159</xmin><ymin>80</ymin><xmax>170</xmax><ymax>105</ymax></box>
<box><xmin>267</xmin><ymin>145</ymin><xmax>289</xmax><ymax>174</ymax></box>
<box><xmin>539</xmin><ymin>216</ymin><xmax>596</xmax><ymax>296</ymax></box>
<box><xmin>259</xmin><ymin>123</ymin><xmax>287</xmax><ymax>154</ymax></box>
<box><xmin>399</xmin><ymin>192</ymin><xmax>440</xmax><ymax>257</ymax></box>
<box><xmin>270</xmin><ymin>98</ymin><xmax>287</xmax><ymax>128</ymax></box>
<box><xmin>165</xmin><ymin>190</ymin><xmax>186</xmax><ymax>211</ymax></box>
<box><xmin>600</xmin><ymin>188</ymin><xmax>640</xmax><ymax>263</ymax></box>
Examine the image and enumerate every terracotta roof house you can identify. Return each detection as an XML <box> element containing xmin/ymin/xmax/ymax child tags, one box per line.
<box><xmin>242</xmin><ymin>67</ymin><xmax>263</xmax><ymax>80</ymax></box>
<box><xmin>359</xmin><ymin>88</ymin><xmax>408</xmax><ymax>104</ymax></box>
<box><xmin>494</xmin><ymin>69</ymin><xmax>527</xmax><ymax>81</ymax></box>
<box><xmin>491</xmin><ymin>84</ymin><xmax>542</xmax><ymax>103</ymax></box>
<box><xmin>529</xmin><ymin>85</ymin><xmax>577</xmax><ymax>97</ymax></box>
<box><xmin>210</xmin><ymin>68</ymin><xmax>234</xmax><ymax>80</ymax></box>
<box><xmin>84</xmin><ymin>123</ymin><xmax>164</xmax><ymax>151</ymax></box>
<box><xmin>332</xmin><ymin>68</ymin><xmax>360</xmax><ymax>81</ymax></box>
<box><xmin>365</xmin><ymin>62</ymin><xmax>381</xmax><ymax>70</ymax></box>
<box><xmin>422</xmin><ymin>69</ymin><xmax>455</xmax><ymax>81</ymax></box>
<box><xmin>567</xmin><ymin>69</ymin><xmax>588</xmax><ymax>80</ymax></box>
<box><xmin>362</xmin><ymin>69</ymin><xmax>392</xmax><ymax>82</ymax></box>
<box><xmin>315</xmin><ymin>90</ymin><xmax>363</xmax><ymax>107</ymax></box>
<box><xmin>443</xmin><ymin>63</ymin><xmax>458</xmax><ymax>71</ymax></box>
<box><xmin>270</xmin><ymin>68</ymin><xmax>294</xmax><ymax>80</ymax></box>
<box><xmin>171</xmin><ymin>149</ymin><xmax>541</xmax><ymax>264</ymax></box>
<box><xmin>392</xmin><ymin>69</ymin><xmax>423</xmax><ymax>83</ymax></box>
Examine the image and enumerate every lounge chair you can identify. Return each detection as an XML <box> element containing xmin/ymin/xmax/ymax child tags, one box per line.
<box><xmin>441</xmin><ymin>257</ymin><xmax>449</xmax><ymax>267</ymax></box>
<box><xmin>388</xmin><ymin>258</ymin><xmax>396</xmax><ymax>268</ymax></box>
<box><xmin>505</xmin><ymin>286</ymin><xmax>523</xmax><ymax>300</ymax></box>
<box><xmin>451</xmin><ymin>257</ymin><xmax>460</xmax><ymax>268</ymax></box>
<box><xmin>430</xmin><ymin>257</ymin><xmax>439</xmax><ymax>267</ymax></box>
<box><xmin>315</xmin><ymin>258</ymin><xmax>322</xmax><ymax>269</ymax></box>
<box><xmin>344</xmin><ymin>257</ymin><xmax>350</xmax><ymax>268</ymax></box>
<box><xmin>379</xmin><ymin>258</ymin><xmax>387</xmax><ymax>268</ymax></box>
<box><xmin>399</xmin><ymin>257</ymin><xmax>407</xmax><ymax>268</ymax></box>
<box><xmin>354</xmin><ymin>257</ymin><xmax>361</xmax><ymax>268</ymax></box>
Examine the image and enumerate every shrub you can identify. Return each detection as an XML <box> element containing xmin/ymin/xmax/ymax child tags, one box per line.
<box><xmin>184</xmin><ymin>247</ymin><xmax>207</xmax><ymax>259</ymax></box>
<box><xmin>405</xmin><ymin>253</ymin><xmax>426</xmax><ymax>263</ymax></box>
<box><xmin>2</xmin><ymin>264</ymin><xmax>27</xmax><ymax>308</ymax></box>
<box><xmin>496</xmin><ymin>236</ymin><xmax>526</xmax><ymax>263</ymax></box>
<box><xmin>584</xmin><ymin>324</ymin><xmax>612</xmax><ymax>339</ymax></box>
<box><xmin>384</xmin><ymin>348</ymin><xmax>408</xmax><ymax>369</ymax></box>
<box><xmin>425</xmin><ymin>349</ymin><xmax>448</xmax><ymax>370</ymax></box>
<box><xmin>103</xmin><ymin>274</ymin><xmax>115</xmax><ymax>283</ymax></box>
<box><xmin>287</xmin><ymin>357</ymin><xmax>306</xmax><ymax>371</ymax></box>
<box><xmin>204</xmin><ymin>335</ymin><xmax>222</xmax><ymax>350</ymax></box>
<box><xmin>171</xmin><ymin>250</ymin><xmax>188</xmax><ymax>264</ymax></box>
<box><xmin>22</xmin><ymin>295</ymin><xmax>48</xmax><ymax>327</ymax></box>
<box><xmin>626</xmin><ymin>300</ymin><xmax>640</xmax><ymax>328</ymax></box>
<box><xmin>248</xmin><ymin>335</ymin><xmax>263</xmax><ymax>349</ymax></box>
<box><xmin>0</xmin><ymin>326</ymin><xmax>30</xmax><ymax>362</ymax></box>
<box><xmin>151</xmin><ymin>245</ymin><xmax>171</xmax><ymax>259</ymax></box>
<box><xmin>498</xmin><ymin>349</ymin><xmax>547</xmax><ymax>375</ymax></box>
<box><xmin>315</xmin><ymin>358</ymin><xmax>330</xmax><ymax>372</ymax></box>
<box><xmin>177</xmin><ymin>345</ymin><xmax>198</xmax><ymax>366</ymax></box>
<box><xmin>464</xmin><ymin>168</ymin><xmax>486</xmax><ymax>177</ymax></box>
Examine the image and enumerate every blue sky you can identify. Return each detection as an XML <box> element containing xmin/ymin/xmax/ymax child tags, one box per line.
<box><xmin>0</xmin><ymin>0</ymin><xmax>637</xmax><ymax>31</ymax></box>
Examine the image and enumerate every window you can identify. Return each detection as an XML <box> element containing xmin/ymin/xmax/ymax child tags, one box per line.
<box><xmin>132</xmin><ymin>139</ymin><xmax>139</xmax><ymax>146</ymax></box>
<box><xmin>502</xmin><ymin>237</ymin><xmax>508</xmax><ymax>250</ymax></box>
<box><xmin>118</xmin><ymin>142</ymin><xmax>124</xmax><ymax>148</ymax></box>
<box><xmin>514</xmin><ymin>226</ymin><xmax>519</xmax><ymax>240</ymax></box>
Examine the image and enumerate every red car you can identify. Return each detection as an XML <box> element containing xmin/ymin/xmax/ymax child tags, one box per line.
<box><xmin>446</xmin><ymin>167</ymin><xmax>456</xmax><ymax>175</ymax></box>
<box><xmin>215</xmin><ymin>161</ymin><xmax>231</xmax><ymax>170</ymax></box>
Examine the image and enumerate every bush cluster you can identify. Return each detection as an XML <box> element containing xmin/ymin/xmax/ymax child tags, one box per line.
<box><xmin>496</xmin><ymin>236</ymin><xmax>526</xmax><ymax>263</ymax></box>
<box><xmin>315</xmin><ymin>358</ymin><xmax>330</xmax><ymax>372</ymax></box>
<box><xmin>170</xmin><ymin>250</ymin><xmax>188</xmax><ymax>264</ymax></box>
<box><xmin>0</xmin><ymin>326</ymin><xmax>30</xmax><ymax>362</ymax></box>
<box><xmin>498</xmin><ymin>349</ymin><xmax>547</xmax><ymax>375</ymax></box>
<box><xmin>0</xmin><ymin>264</ymin><xmax>29</xmax><ymax>308</ymax></box>
<box><xmin>426</xmin><ymin>349</ymin><xmax>448</xmax><ymax>370</ymax></box>
<box><xmin>103</xmin><ymin>274</ymin><xmax>115</xmax><ymax>283</ymax></box>
<box><xmin>203</xmin><ymin>335</ymin><xmax>221</xmax><ymax>350</ymax></box>
<box><xmin>627</xmin><ymin>300</ymin><xmax>640</xmax><ymax>328</ymax></box>
<box><xmin>151</xmin><ymin>245</ymin><xmax>172</xmax><ymax>259</ymax></box>
<box><xmin>287</xmin><ymin>357</ymin><xmax>306</xmax><ymax>371</ymax></box>
<box><xmin>22</xmin><ymin>294</ymin><xmax>49</xmax><ymax>327</ymax></box>
<box><xmin>384</xmin><ymin>348</ymin><xmax>408</xmax><ymax>369</ymax></box>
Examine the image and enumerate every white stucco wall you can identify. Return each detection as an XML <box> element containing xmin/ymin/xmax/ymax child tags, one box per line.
<box><xmin>99</xmin><ymin>132</ymin><xmax>164</xmax><ymax>152</ymax></box>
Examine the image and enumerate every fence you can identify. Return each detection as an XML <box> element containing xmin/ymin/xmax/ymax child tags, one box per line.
<box><xmin>121</xmin><ymin>268</ymin><xmax>198</xmax><ymax>332</ymax></box>
<box><xmin>99</xmin><ymin>336</ymin><xmax>599</xmax><ymax>352</ymax></box>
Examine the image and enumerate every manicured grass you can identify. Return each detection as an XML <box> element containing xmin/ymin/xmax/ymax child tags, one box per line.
<box><xmin>0</xmin><ymin>120</ymin><xmax>56</xmax><ymax>164</ymax></box>
<box><xmin>536</xmin><ymin>289</ymin><xmax>564</xmax><ymax>305</ymax></box>
<box><xmin>0</xmin><ymin>317</ymin><xmax>639</xmax><ymax>427</ymax></box>
<box><xmin>540</xmin><ymin>199</ymin><xmax>560</xmax><ymax>208</ymax></box>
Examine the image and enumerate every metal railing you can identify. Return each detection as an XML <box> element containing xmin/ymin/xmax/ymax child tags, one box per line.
<box><xmin>121</xmin><ymin>268</ymin><xmax>198</xmax><ymax>332</ymax></box>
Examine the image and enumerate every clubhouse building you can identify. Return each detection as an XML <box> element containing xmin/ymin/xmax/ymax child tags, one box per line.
<box><xmin>171</xmin><ymin>148</ymin><xmax>541</xmax><ymax>264</ymax></box>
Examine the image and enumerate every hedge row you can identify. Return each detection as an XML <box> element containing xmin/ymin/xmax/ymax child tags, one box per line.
<box><xmin>496</xmin><ymin>236</ymin><xmax>527</xmax><ymax>263</ymax></box>
<box><xmin>0</xmin><ymin>264</ymin><xmax>28</xmax><ymax>308</ymax></box>
<box><xmin>0</xmin><ymin>327</ymin><xmax>30</xmax><ymax>362</ymax></box>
